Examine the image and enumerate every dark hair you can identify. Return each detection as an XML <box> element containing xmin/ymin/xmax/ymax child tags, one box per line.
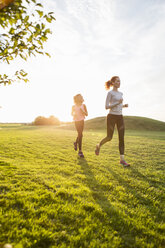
<box><xmin>105</xmin><ymin>76</ymin><xmax>119</xmax><ymax>90</ymax></box>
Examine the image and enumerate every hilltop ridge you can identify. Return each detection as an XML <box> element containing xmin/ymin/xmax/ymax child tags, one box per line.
<box><xmin>61</xmin><ymin>116</ymin><xmax>165</xmax><ymax>131</ymax></box>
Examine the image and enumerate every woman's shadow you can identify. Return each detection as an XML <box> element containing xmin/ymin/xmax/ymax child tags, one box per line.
<box><xmin>77</xmin><ymin>157</ymin><xmax>142</xmax><ymax>245</ymax></box>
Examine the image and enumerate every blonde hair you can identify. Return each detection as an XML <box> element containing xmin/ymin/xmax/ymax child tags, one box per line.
<box><xmin>73</xmin><ymin>94</ymin><xmax>83</xmax><ymax>105</ymax></box>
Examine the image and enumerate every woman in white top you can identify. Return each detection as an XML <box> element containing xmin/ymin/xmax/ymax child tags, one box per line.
<box><xmin>95</xmin><ymin>76</ymin><xmax>130</xmax><ymax>167</ymax></box>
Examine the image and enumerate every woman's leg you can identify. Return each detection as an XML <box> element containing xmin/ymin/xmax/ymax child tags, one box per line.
<box><xmin>116</xmin><ymin>115</ymin><xmax>125</xmax><ymax>155</ymax></box>
<box><xmin>117</xmin><ymin>117</ymin><xmax>130</xmax><ymax>166</ymax></box>
<box><xmin>75</xmin><ymin>120</ymin><xmax>84</xmax><ymax>151</ymax></box>
<box><xmin>73</xmin><ymin>123</ymin><xmax>78</xmax><ymax>151</ymax></box>
<box><xmin>100</xmin><ymin>114</ymin><xmax>115</xmax><ymax>146</ymax></box>
<box><xmin>95</xmin><ymin>114</ymin><xmax>115</xmax><ymax>155</ymax></box>
<box><xmin>74</xmin><ymin>122</ymin><xmax>79</xmax><ymax>150</ymax></box>
<box><xmin>78</xmin><ymin>120</ymin><xmax>84</xmax><ymax>151</ymax></box>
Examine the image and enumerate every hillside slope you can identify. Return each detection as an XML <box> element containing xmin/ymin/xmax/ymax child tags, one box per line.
<box><xmin>61</xmin><ymin>116</ymin><xmax>165</xmax><ymax>131</ymax></box>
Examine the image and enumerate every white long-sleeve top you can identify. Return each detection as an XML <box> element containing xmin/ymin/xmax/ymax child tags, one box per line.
<box><xmin>105</xmin><ymin>90</ymin><xmax>123</xmax><ymax>115</ymax></box>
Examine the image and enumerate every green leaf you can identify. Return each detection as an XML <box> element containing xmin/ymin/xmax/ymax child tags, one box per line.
<box><xmin>24</xmin><ymin>16</ymin><xmax>29</xmax><ymax>22</ymax></box>
<box><xmin>24</xmin><ymin>78</ymin><xmax>29</xmax><ymax>83</ymax></box>
<box><xmin>45</xmin><ymin>28</ymin><xmax>51</xmax><ymax>34</ymax></box>
<box><xmin>20</xmin><ymin>54</ymin><xmax>27</xmax><ymax>60</ymax></box>
<box><xmin>35</xmin><ymin>24</ymin><xmax>40</xmax><ymax>30</ymax></box>
<box><xmin>45</xmin><ymin>16</ymin><xmax>52</xmax><ymax>23</ymax></box>
<box><xmin>27</xmin><ymin>35</ymin><xmax>33</xmax><ymax>43</ymax></box>
<box><xmin>36</xmin><ymin>3</ymin><xmax>43</xmax><ymax>7</ymax></box>
<box><xmin>41</xmin><ymin>23</ymin><xmax>45</xmax><ymax>29</ymax></box>
<box><xmin>36</xmin><ymin>10</ymin><xmax>43</xmax><ymax>18</ymax></box>
<box><xmin>9</xmin><ymin>27</ymin><xmax>15</xmax><ymax>34</ymax></box>
<box><xmin>45</xmin><ymin>52</ymin><xmax>51</xmax><ymax>58</ymax></box>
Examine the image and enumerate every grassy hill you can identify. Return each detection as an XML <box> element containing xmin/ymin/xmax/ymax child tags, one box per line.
<box><xmin>61</xmin><ymin>116</ymin><xmax>165</xmax><ymax>131</ymax></box>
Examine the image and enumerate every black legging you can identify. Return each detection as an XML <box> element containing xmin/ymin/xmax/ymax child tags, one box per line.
<box><xmin>75</xmin><ymin>120</ymin><xmax>84</xmax><ymax>151</ymax></box>
<box><xmin>100</xmin><ymin>114</ymin><xmax>125</xmax><ymax>155</ymax></box>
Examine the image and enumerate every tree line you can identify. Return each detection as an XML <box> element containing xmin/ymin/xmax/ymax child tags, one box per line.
<box><xmin>33</xmin><ymin>115</ymin><xmax>60</xmax><ymax>125</ymax></box>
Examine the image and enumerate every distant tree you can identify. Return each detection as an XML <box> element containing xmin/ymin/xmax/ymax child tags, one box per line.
<box><xmin>0</xmin><ymin>0</ymin><xmax>55</xmax><ymax>85</ymax></box>
<box><xmin>48</xmin><ymin>115</ymin><xmax>60</xmax><ymax>125</ymax></box>
<box><xmin>33</xmin><ymin>115</ymin><xmax>60</xmax><ymax>125</ymax></box>
<box><xmin>33</xmin><ymin>116</ymin><xmax>47</xmax><ymax>125</ymax></box>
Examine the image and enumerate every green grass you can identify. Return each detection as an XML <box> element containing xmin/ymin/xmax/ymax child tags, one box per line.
<box><xmin>62</xmin><ymin>116</ymin><xmax>165</xmax><ymax>131</ymax></box>
<box><xmin>0</xmin><ymin>125</ymin><xmax>165</xmax><ymax>248</ymax></box>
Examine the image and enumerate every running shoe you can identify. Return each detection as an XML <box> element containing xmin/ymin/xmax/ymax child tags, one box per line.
<box><xmin>78</xmin><ymin>151</ymin><xmax>84</xmax><ymax>158</ymax></box>
<box><xmin>73</xmin><ymin>142</ymin><xmax>77</xmax><ymax>151</ymax></box>
<box><xmin>120</xmin><ymin>160</ymin><xmax>130</xmax><ymax>167</ymax></box>
<box><xmin>95</xmin><ymin>144</ymin><xmax>100</xmax><ymax>155</ymax></box>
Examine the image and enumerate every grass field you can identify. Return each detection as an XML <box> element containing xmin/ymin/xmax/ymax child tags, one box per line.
<box><xmin>0</xmin><ymin>125</ymin><xmax>165</xmax><ymax>248</ymax></box>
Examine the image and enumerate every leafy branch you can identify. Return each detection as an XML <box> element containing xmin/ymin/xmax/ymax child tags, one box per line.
<box><xmin>0</xmin><ymin>0</ymin><xmax>55</xmax><ymax>85</ymax></box>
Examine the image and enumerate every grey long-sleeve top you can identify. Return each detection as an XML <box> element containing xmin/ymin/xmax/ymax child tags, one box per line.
<box><xmin>105</xmin><ymin>90</ymin><xmax>123</xmax><ymax>115</ymax></box>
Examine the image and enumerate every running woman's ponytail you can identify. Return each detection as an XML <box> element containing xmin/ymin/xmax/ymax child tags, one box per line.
<box><xmin>105</xmin><ymin>76</ymin><xmax>119</xmax><ymax>90</ymax></box>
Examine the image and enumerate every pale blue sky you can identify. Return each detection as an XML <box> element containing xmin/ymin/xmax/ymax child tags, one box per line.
<box><xmin>0</xmin><ymin>0</ymin><xmax>165</xmax><ymax>122</ymax></box>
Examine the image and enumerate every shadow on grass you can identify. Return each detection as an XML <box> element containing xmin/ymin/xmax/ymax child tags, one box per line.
<box><xmin>0</xmin><ymin>161</ymin><xmax>11</xmax><ymax>166</ymax></box>
<box><xmin>106</xmin><ymin>166</ymin><xmax>164</xmax><ymax>218</ymax></box>
<box><xmin>77</xmin><ymin>158</ymin><xmax>143</xmax><ymax>247</ymax></box>
<box><xmin>130</xmin><ymin>166</ymin><xmax>165</xmax><ymax>190</ymax></box>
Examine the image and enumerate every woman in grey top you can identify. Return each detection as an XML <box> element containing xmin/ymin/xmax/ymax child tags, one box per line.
<box><xmin>95</xmin><ymin>76</ymin><xmax>130</xmax><ymax>167</ymax></box>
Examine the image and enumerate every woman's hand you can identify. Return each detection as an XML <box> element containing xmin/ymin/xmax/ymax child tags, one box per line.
<box><xmin>80</xmin><ymin>104</ymin><xmax>88</xmax><ymax>116</ymax></box>
<box><xmin>123</xmin><ymin>104</ymin><xmax>128</xmax><ymax>108</ymax></box>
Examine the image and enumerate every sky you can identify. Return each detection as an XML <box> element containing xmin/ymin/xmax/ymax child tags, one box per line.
<box><xmin>0</xmin><ymin>0</ymin><xmax>165</xmax><ymax>123</ymax></box>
